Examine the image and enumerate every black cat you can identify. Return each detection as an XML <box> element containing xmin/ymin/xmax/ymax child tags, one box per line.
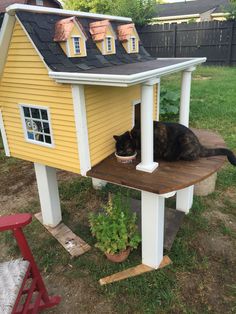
<box><xmin>113</xmin><ymin>121</ymin><xmax>236</xmax><ymax>166</ymax></box>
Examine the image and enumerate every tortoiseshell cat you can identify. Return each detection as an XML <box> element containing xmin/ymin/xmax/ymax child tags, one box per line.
<box><xmin>113</xmin><ymin>122</ymin><xmax>236</xmax><ymax>166</ymax></box>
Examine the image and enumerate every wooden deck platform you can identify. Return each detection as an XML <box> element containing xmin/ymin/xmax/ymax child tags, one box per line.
<box><xmin>87</xmin><ymin>129</ymin><xmax>226</xmax><ymax>194</ymax></box>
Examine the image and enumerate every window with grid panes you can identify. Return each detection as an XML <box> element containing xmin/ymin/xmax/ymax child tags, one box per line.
<box><xmin>21</xmin><ymin>106</ymin><xmax>53</xmax><ymax>146</ymax></box>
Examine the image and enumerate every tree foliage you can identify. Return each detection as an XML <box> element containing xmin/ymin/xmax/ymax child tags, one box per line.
<box><xmin>63</xmin><ymin>0</ymin><xmax>157</xmax><ymax>26</ymax></box>
<box><xmin>227</xmin><ymin>0</ymin><xmax>236</xmax><ymax>20</ymax></box>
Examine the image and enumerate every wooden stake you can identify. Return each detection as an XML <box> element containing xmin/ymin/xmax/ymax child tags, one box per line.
<box><xmin>99</xmin><ymin>255</ymin><xmax>172</xmax><ymax>286</ymax></box>
<box><xmin>35</xmin><ymin>212</ymin><xmax>91</xmax><ymax>257</ymax></box>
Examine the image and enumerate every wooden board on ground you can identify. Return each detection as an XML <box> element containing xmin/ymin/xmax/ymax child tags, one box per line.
<box><xmin>87</xmin><ymin>129</ymin><xmax>226</xmax><ymax>195</ymax></box>
<box><xmin>99</xmin><ymin>256</ymin><xmax>172</xmax><ymax>285</ymax></box>
<box><xmin>130</xmin><ymin>199</ymin><xmax>185</xmax><ymax>251</ymax></box>
<box><xmin>35</xmin><ymin>212</ymin><xmax>91</xmax><ymax>257</ymax></box>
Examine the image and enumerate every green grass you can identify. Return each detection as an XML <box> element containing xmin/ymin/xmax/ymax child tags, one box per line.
<box><xmin>1</xmin><ymin>66</ymin><xmax>236</xmax><ymax>313</ymax></box>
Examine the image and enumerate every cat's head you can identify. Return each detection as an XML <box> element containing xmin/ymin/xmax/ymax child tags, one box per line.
<box><xmin>113</xmin><ymin>131</ymin><xmax>136</xmax><ymax>156</ymax></box>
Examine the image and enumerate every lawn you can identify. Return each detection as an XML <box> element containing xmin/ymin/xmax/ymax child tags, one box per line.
<box><xmin>0</xmin><ymin>66</ymin><xmax>236</xmax><ymax>313</ymax></box>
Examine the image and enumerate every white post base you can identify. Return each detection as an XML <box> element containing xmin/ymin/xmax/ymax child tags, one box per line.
<box><xmin>141</xmin><ymin>191</ymin><xmax>165</xmax><ymax>269</ymax></box>
<box><xmin>176</xmin><ymin>185</ymin><xmax>194</xmax><ymax>214</ymax></box>
<box><xmin>92</xmin><ymin>178</ymin><xmax>107</xmax><ymax>190</ymax></box>
<box><xmin>136</xmin><ymin>162</ymin><xmax>159</xmax><ymax>173</ymax></box>
<box><xmin>34</xmin><ymin>163</ymin><xmax>62</xmax><ymax>227</ymax></box>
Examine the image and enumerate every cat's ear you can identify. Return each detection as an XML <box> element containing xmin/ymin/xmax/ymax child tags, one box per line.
<box><xmin>124</xmin><ymin>131</ymin><xmax>131</xmax><ymax>138</ymax></box>
<box><xmin>113</xmin><ymin>135</ymin><xmax>119</xmax><ymax>142</ymax></box>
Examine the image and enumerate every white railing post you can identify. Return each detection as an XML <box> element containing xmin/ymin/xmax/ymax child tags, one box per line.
<box><xmin>179</xmin><ymin>66</ymin><xmax>196</xmax><ymax>127</ymax></box>
<box><xmin>136</xmin><ymin>80</ymin><xmax>159</xmax><ymax>173</ymax></box>
<box><xmin>177</xmin><ymin>66</ymin><xmax>196</xmax><ymax>214</ymax></box>
<box><xmin>34</xmin><ymin>163</ymin><xmax>62</xmax><ymax>227</ymax></box>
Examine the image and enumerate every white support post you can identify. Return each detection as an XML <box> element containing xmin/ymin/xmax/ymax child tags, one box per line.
<box><xmin>177</xmin><ymin>67</ymin><xmax>196</xmax><ymax>214</ymax></box>
<box><xmin>136</xmin><ymin>80</ymin><xmax>158</xmax><ymax>173</ymax></box>
<box><xmin>179</xmin><ymin>66</ymin><xmax>196</xmax><ymax>127</ymax></box>
<box><xmin>34</xmin><ymin>163</ymin><xmax>62</xmax><ymax>227</ymax></box>
<box><xmin>156</xmin><ymin>79</ymin><xmax>161</xmax><ymax>121</ymax></box>
<box><xmin>141</xmin><ymin>191</ymin><xmax>165</xmax><ymax>269</ymax></box>
<box><xmin>92</xmin><ymin>178</ymin><xmax>107</xmax><ymax>190</ymax></box>
<box><xmin>176</xmin><ymin>186</ymin><xmax>194</xmax><ymax>214</ymax></box>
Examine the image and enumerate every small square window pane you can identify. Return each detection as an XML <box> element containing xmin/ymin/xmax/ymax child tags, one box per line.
<box><xmin>31</xmin><ymin>108</ymin><xmax>40</xmax><ymax>119</ymax></box>
<box><xmin>45</xmin><ymin>135</ymin><xmax>51</xmax><ymax>144</ymax></box>
<box><xmin>23</xmin><ymin>107</ymin><xmax>30</xmax><ymax>117</ymax></box>
<box><xmin>41</xmin><ymin>110</ymin><xmax>48</xmax><ymax>120</ymax></box>
<box><xmin>43</xmin><ymin>122</ymin><xmax>50</xmax><ymax>134</ymax></box>
<box><xmin>32</xmin><ymin>120</ymin><xmax>41</xmax><ymax>132</ymax></box>
<box><xmin>37</xmin><ymin>134</ymin><xmax>44</xmax><ymax>142</ymax></box>
<box><xmin>25</xmin><ymin>119</ymin><xmax>32</xmax><ymax>131</ymax></box>
<box><xmin>27</xmin><ymin>131</ymin><xmax>34</xmax><ymax>140</ymax></box>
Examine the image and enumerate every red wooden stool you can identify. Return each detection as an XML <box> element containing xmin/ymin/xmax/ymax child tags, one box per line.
<box><xmin>0</xmin><ymin>213</ymin><xmax>61</xmax><ymax>314</ymax></box>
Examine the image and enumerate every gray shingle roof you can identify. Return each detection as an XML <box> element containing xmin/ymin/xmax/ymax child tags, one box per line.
<box><xmin>156</xmin><ymin>0</ymin><xmax>230</xmax><ymax>17</ymax></box>
<box><xmin>17</xmin><ymin>11</ymin><xmax>154</xmax><ymax>73</ymax></box>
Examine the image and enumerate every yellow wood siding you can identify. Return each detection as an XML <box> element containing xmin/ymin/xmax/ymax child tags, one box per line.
<box><xmin>85</xmin><ymin>84</ymin><xmax>158</xmax><ymax>166</ymax></box>
<box><xmin>0</xmin><ymin>21</ymin><xmax>81</xmax><ymax>174</ymax></box>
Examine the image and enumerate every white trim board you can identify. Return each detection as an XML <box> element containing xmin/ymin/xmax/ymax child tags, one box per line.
<box><xmin>0</xmin><ymin>110</ymin><xmax>10</xmax><ymax>157</ymax></box>
<box><xmin>6</xmin><ymin>4</ymin><xmax>132</xmax><ymax>22</ymax></box>
<box><xmin>0</xmin><ymin>14</ymin><xmax>16</xmax><ymax>78</ymax></box>
<box><xmin>71</xmin><ymin>84</ymin><xmax>91</xmax><ymax>176</ymax></box>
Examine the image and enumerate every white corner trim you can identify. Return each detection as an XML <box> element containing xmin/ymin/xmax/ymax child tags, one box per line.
<box><xmin>16</xmin><ymin>16</ymin><xmax>50</xmax><ymax>72</ymax></box>
<box><xmin>6</xmin><ymin>4</ymin><xmax>132</xmax><ymax>22</ymax></box>
<box><xmin>71</xmin><ymin>85</ymin><xmax>91</xmax><ymax>176</ymax></box>
<box><xmin>156</xmin><ymin>79</ymin><xmax>160</xmax><ymax>121</ymax></box>
<box><xmin>0</xmin><ymin>13</ymin><xmax>16</xmax><ymax>78</ymax></box>
<box><xmin>0</xmin><ymin>110</ymin><xmax>10</xmax><ymax>157</ymax></box>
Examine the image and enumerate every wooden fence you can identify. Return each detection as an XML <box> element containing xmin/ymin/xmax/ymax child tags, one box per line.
<box><xmin>138</xmin><ymin>21</ymin><xmax>236</xmax><ymax>66</ymax></box>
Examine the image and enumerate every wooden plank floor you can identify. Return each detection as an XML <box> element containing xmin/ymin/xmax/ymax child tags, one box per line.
<box><xmin>35</xmin><ymin>213</ymin><xmax>91</xmax><ymax>257</ymax></box>
<box><xmin>87</xmin><ymin>129</ymin><xmax>226</xmax><ymax>195</ymax></box>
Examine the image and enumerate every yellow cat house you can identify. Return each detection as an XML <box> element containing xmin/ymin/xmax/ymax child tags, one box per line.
<box><xmin>0</xmin><ymin>4</ymin><xmax>209</xmax><ymax>276</ymax></box>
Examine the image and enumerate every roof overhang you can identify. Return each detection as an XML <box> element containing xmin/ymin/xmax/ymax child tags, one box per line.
<box><xmin>6</xmin><ymin>4</ymin><xmax>132</xmax><ymax>22</ymax></box>
<box><xmin>152</xmin><ymin>14</ymin><xmax>200</xmax><ymax>21</ymax></box>
<box><xmin>49</xmin><ymin>57</ymin><xmax>207</xmax><ymax>87</ymax></box>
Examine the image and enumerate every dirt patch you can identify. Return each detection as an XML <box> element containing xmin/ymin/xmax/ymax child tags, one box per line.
<box><xmin>46</xmin><ymin>274</ymin><xmax>115</xmax><ymax>314</ymax></box>
<box><xmin>177</xmin><ymin>263</ymin><xmax>235</xmax><ymax>313</ymax></box>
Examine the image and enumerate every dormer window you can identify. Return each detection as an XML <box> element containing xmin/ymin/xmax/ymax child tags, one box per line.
<box><xmin>131</xmin><ymin>37</ymin><xmax>136</xmax><ymax>52</ymax></box>
<box><xmin>106</xmin><ymin>36</ymin><xmax>112</xmax><ymax>52</ymax></box>
<box><xmin>117</xmin><ymin>23</ymin><xmax>140</xmax><ymax>54</ymax></box>
<box><xmin>54</xmin><ymin>17</ymin><xmax>87</xmax><ymax>58</ymax></box>
<box><xmin>73</xmin><ymin>37</ymin><xmax>81</xmax><ymax>54</ymax></box>
<box><xmin>89</xmin><ymin>20</ymin><xmax>116</xmax><ymax>55</ymax></box>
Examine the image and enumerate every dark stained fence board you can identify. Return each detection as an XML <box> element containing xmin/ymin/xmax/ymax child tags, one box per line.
<box><xmin>138</xmin><ymin>20</ymin><xmax>236</xmax><ymax>66</ymax></box>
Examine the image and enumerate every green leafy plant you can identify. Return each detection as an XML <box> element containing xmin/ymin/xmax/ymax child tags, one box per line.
<box><xmin>89</xmin><ymin>193</ymin><xmax>141</xmax><ymax>254</ymax></box>
<box><xmin>160</xmin><ymin>88</ymin><xmax>180</xmax><ymax>117</ymax></box>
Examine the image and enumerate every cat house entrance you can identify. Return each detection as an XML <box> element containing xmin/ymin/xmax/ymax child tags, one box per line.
<box><xmin>133</xmin><ymin>102</ymin><xmax>141</xmax><ymax>127</ymax></box>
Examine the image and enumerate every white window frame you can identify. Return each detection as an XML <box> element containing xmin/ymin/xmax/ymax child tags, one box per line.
<box><xmin>106</xmin><ymin>36</ymin><xmax>113</xmax><ymax>52</ymax></box>
<box><xmin>19</xmin><ymin>104</ymin><xmax>55</xmax><ymax>148</ymax></box>
<box><xmin>72</xmin><ymin>36</ymin><xmax>81</xmax><ymax>55</ymax></box>
<box><xmin>36</xmin><ymin>0</ymin><xmax>44</xmax><ymax>6</ymax></box>
<box><xmin>130</xmin><ymin>36</ymin><xmax>137</xmax><ymax>52</ymax></box>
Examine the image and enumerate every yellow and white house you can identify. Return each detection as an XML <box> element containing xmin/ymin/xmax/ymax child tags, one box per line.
<box><xmin>0</xmin><ymin>4</ymin><xmax>206</xmax><ymax>270</ymax></box>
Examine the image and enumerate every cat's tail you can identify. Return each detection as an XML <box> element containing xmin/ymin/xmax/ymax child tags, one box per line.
<box><xmin>200</xmin><ymin>146</ymin><xmax>236</xmax><ymax>166</ymax></box>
